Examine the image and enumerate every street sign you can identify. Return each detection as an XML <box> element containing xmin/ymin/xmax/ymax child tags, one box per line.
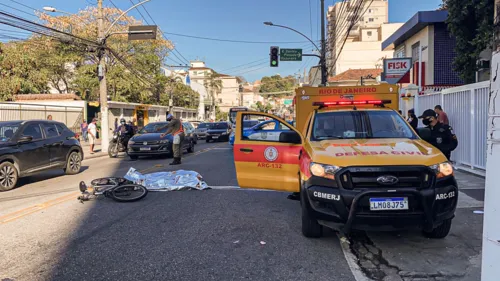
<box><xmin>280</xmin><ymin>49</ymin><xmax>302</xmax><ymax>61</ymax></box>
<box><xmin>382</xmin><ymin>58</ymin><xmax>412</xmax><ymax>84</ymax></box>
<box><xmin>284</xmin><ymin>99</ymin><xmax>293</xmax><ymax>105</ymax></box>
<box><xmin>128</xmin><ymin>25</ymin><xmax>158</xmax><ymax>41</ymax></box>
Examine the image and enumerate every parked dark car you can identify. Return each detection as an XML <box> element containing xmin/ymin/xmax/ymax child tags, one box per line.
<box><xmin>127</xmin><ymin>121</ymin><xmax>195</xmax><ymax>160</ymax></box>
<box><xmin>206</xmin><ymin>122</ymin><xmax>232</xmax><ymax>142</ymax></box>
<box><xmin>0</xmin><ymin>120</ymin><xmax>83</xmax><ymax>191</ymax></box>
<box><xmin>194</xmin><ymin>122</ymin><xmax>210</xmax><ymax>140</ymax></box>
<box><xmin>183</xmin><ymin>121</ymin><xmax>198</xmax><ymax>144</ymax></box>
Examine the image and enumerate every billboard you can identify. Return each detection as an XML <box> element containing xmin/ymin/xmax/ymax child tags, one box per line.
<box><xmin>382</xmin><ymin>58</ymin><xmax>412</xmax><ymax>84</ymax></box>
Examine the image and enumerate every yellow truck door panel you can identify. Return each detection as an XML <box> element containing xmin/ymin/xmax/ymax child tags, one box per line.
<box><xmin>233</xmin><ymin>112</ymin><xmax>302</xmax><ymax>192</ymax></box>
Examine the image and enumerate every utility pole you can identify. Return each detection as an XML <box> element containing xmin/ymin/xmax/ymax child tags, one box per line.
<box><xmin>97</xmin><ymin>0</ymin><xmax>109</xmax><ymax>153</ymax></box>
<box><xmin>481</xmin><ymin>1</ymin><xmax>500</xmax><ymax>279</ymax></box>
<box><xmin>320</xmin><ymin>0</ymin><xmax>327</xmax><ymax>86</ymax></box>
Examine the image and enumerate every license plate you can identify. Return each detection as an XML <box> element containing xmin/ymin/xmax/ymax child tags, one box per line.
<box><xmin>212</xmin><ymin>135</ymin><xmax>219</xmax><ymax>138</ymax></box>
<box><xmin>140</xmin><ymin>146</ymin><xmax>151</xmax><ymax>151</ymax></box>
<box><xmin>369</xmin><ymin>197</ymin><xmax>408</xmax><ymax>211</ymax></box>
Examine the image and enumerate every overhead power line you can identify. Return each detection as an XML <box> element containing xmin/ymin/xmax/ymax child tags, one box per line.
<box><xmin>8</xmin><ymin>0</ymin><xmax>42</xmax><ymax>13</ymax></box>
<box><xmin>128</xmin><ymin>0</ymin><xmax>190</xmax><ymax>65</ymax></box>
<box><xmin>0</xmin><ymin>3</ymin><xmax>37</xmax><ymax>18</ymax></box>
<box><xmin>160</xmin><ymin>31</ymin><xmax>313</xmax><ymax>44</ymax></box>
<box><xmin>0</xmin><ymin>11</ymin><xmax>99</xmax><ymax>48</ymax></box>
<box><xmin>328</xmin><ymin>0</ymin><xmax>372</xmax><ymax>76</ymax></box>
<box><xmin>107</xmin><ymin>0</ymin><xmax>186</xmax><ymax>66</ymax></box>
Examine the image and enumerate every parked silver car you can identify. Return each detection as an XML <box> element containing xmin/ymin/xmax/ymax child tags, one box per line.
<box><xmin>194</xmin><ymin>122</ymin><xmax>210</xmax><ymax>140</ymax></box>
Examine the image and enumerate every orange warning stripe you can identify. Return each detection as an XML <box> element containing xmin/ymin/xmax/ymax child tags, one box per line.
<box><xmin>233</xmin><ymin>144</ymin><xmax>301</xmax><ymax>164</ymax></box>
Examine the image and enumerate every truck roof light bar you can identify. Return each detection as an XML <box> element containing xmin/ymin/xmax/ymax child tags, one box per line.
<box><xmin>313</xmin><ymin>100</ymin><xmax>391</xmax><ymax>108</ymax></box>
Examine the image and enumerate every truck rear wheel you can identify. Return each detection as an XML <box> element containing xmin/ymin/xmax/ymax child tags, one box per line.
<box><xmin>301</xmin><ymin>188</ymin><xmax>322</xmax><ymax>238</ymax></box>
<box><xmin>423</xmin><ymin>218</ymin><xmax>452</xmax><ymax>239</ymax></box>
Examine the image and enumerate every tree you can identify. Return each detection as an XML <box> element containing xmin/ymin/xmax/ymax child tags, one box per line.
<box><xmin>445</xmin><ymin>0</ymin><xmax>494</xmax><ymax>83</ymax></box>
<box><xmin>258</xmin><ymin>75</ymin><xmax>296</xmax><ymax>96</ymax></box>
<box><xmin>0</xmin><ymin>40</ymin><xmax>51</xmax><ymax>99</ymax></box>
<box><xmin>161</xmin><ymin>81</ymin><xmax>200</xmax><ymax>109</ymax></box>
<box><xmin>204</xmin><ymin>71</ymin><xmax>222</xmax><ymax>118</ymax></box>
<box><xmin>252</xmin><ymin>101</ymin><xmax>272</xmax><ymax>112</ymax></box>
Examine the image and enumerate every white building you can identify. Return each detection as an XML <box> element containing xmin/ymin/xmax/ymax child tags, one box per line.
<box><xmin>327</xmin><ymin>0</ymin><xmax>403</xmax><ymax>75</ymax></box>
<box><xmin>188</xmin><ymin>60</ymin><xmax>242</xmax><ymax>117</ymax></box>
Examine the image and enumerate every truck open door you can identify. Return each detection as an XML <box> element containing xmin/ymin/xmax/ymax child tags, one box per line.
<box><xmin>233</xmin><ymin>112</ymin><xmax>303</xmax><ymax>192</ymax></box>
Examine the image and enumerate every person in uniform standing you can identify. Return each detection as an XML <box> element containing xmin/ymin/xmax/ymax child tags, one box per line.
<box><xmin>418</xmin><ymin>109</ymin><xmax>458</xmax><ymax>160</ymax></box>
<box><xmin>159</xmin><ymin>114</ymin><xmax>184</xmax><ymax>165</ymax></box>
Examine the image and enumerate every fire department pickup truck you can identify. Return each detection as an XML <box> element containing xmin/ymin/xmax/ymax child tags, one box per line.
<box><xmin>232</xmin><ymin>84</ymin><xmax>458</xmax><ymax>238</ymax></box>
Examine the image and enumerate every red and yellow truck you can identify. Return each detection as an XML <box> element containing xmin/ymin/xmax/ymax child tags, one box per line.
<box><xmin>232</xmin><ymin>84</ymin><xmax>458</xmax><ymax>238</ymax></box>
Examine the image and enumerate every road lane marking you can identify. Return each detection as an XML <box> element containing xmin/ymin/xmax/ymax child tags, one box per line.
<box><xmin>0</xmin><ymin>192</ymin><xmax>79</xmax><ymax>224</ymax></box>
<box><xmin>0</xmin><ymin>144</ymin><xmax>225</xmax><ymax>224</ymax></box>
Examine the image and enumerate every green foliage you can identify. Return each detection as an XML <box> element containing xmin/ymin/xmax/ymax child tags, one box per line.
<box><xmin>160</xmin><ymin>82</ymin><xmax>200</xmax><ymax>109</ymax></box>
<box><xmin>258</xmin><ymin>75</ymin><xmax>296</xmax><ymax>96</ymax></box>
<box><xmin>215</xmin><ymin>108</ymin><xmax>228</xmax><ymax>121</ymax></box>
<box><xmin>0</xmin><ymin>6</ymin><xmax>198</xmax><ymax>109</ymax></box>
<box><xmin>252</xmin><ymin>101</ymin><xmax>272</xmax><ymax>112</ymax></box>
<box><xmin>445</xmin><ymin>0</ymin><xmax>494</xmax><ymax>83</ymax></box>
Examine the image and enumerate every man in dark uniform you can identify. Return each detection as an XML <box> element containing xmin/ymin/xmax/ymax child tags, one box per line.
<box><xmin>418</xmin><ymin>109</ymin><xmax>458</xmax><ymax>160</ymax></box>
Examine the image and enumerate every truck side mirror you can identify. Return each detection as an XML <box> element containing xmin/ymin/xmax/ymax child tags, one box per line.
<box><xmin>417</xmin><ymin>127</ymin><xmax>432</xmax><ymax>141</ymax></box>
<box><xmin>279</xmin><ymin>131</ymin><xmax>301</xmax><ymax>144</ymax></box>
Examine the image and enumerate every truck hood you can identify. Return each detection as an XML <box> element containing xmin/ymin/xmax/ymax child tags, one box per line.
<box><xmin>309</xmin><ymin>138</ymin><xmax>447</xmax><ymax>167</ymax></box>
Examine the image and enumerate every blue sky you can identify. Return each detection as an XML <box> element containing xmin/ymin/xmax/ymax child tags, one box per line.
<box><xmin>0</xmin><ymin>0</ymin><xmax>442</xmax><ymax>82</ymax></box>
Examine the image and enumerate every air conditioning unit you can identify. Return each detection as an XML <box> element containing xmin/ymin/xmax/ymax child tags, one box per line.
<box><xmin>478</xmin><ymin>59</ymin><xmax>491</xmax><ymax>69</ymax></box>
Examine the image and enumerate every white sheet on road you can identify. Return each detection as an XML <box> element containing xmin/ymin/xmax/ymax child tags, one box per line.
<box><xmin>124</xmin><ymin>167</ymin><xmax>209</xmax><ymax>191</ymax></box>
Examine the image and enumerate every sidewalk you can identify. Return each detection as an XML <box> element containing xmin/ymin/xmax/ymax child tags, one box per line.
<box><xmin>351</xmin><ymin>170</ymin><xmax>485</xmax><ymax>281</ymax></box>
<box><xmin>80</xmin><ymin>139</ymin><xmax>107</xmax><ymax>160</ymax></box>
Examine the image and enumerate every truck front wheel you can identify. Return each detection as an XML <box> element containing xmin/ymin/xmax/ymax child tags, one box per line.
<box><xmin>423</xmin><ymin>218</ymin><xmax>452</xmax><ymax>239</ymax></box>
<box><xmin>301</xmin><ymin>188</ymin><xmax>322</xmax><ymax>238</ymax></box>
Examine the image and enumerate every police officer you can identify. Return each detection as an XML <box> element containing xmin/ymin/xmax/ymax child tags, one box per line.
<box><xmin>418</xmin><ymin>109</ymin><xmax>458</xmax><ymax>160</ymax></box>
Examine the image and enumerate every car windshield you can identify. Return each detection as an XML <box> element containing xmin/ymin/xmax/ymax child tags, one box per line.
<box><xmin>208</xmin><ymin>122</ymin><xmax>229</xmax><ymax>129</ymax></box>
<box><xmin>243</xmin><ymin>120</ymin><xmax>259</xmax><ymax>128</ymax></box>
<box><xmin>140</xmin><ymin>123</ymin><xmax>169</xmax><ymax>134</ymax></box>
<box><xmin>312</xmin><ymin>110</ymin><xmax>417</xmax><ymax>140</ymax></box>
<box><xmin>197</xmin><ymin>123</ymin><xmax>209</xmax><ymax>129</ymax></box>
<box><xmin>0</xmin><ymin>123</ymin><xmax>20</xmax><ymax>142</ymax></box>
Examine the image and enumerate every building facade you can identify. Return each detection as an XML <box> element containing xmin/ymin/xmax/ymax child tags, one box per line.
<box><xmin>382</xmin><ymin>11</ymin><xmax>467</xmax><ymax>93</ymax></box>
<box><xmin>327</xmin><ymin>0</ymin><xmax>402</xmax><ymax>76</ymax></box>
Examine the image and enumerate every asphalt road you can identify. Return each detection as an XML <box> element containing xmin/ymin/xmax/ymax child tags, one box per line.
<box><xmin>0</xmin><ymin>141</ymin><xmax>356</xmax><ymax>281</ymax></box>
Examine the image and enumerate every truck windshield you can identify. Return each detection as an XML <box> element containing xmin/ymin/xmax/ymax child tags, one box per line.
<box><xmin>311</xmin><ymin>110</ymin><xmax>417</xmax><ymax>140</ymax></box>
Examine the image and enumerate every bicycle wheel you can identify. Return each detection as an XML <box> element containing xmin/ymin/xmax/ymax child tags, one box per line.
<box><xmin>109</xmin><ymin>184</ymin><xmax>148</xmax><ymax>202</ymax></box>
<box><xmin>91</xmin><ymin>177</ymin><xmax>131</xmax><ymax>186</ymax></box>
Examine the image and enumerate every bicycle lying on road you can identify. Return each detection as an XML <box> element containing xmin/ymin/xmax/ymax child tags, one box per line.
<box><xmin>78</xmin><ymin>177</ymin><xmax>148</xmax><ymax>203</ymax></box>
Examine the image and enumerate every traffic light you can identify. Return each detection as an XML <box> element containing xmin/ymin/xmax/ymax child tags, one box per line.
<box><xmin>270</xmin><ymin>46</ymin><xmax>279</xmax><ymax>67</ymax></box>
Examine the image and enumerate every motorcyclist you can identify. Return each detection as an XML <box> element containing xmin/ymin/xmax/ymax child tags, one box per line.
<box><xmin>115</xmin><ymin>118</ymin><xmax>134</xmax><ymax>147</ymax></box>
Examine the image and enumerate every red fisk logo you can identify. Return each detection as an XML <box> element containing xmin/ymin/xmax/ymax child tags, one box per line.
<box><xmin>388</xmin><ymin>61</ymin><xmax>408</xmax><ymax>70</ymax></box>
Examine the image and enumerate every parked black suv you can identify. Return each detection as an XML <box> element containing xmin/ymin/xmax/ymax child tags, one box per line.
<box><xmin>0</xmin><ymin>120</ymin><xmax>83</xmax><ymax>191</ymax></box>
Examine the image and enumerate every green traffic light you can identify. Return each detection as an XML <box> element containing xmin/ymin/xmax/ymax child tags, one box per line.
<box><xmin>272</xmin><ymin>61</ymin><xmax>277</xmax><ymax>66</ymax></box>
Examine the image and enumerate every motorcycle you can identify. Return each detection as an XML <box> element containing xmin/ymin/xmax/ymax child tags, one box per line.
<box><xmin>108</xmin><ymin>129</ymin><xmax>129</xmax><ymax>158</ymax></box>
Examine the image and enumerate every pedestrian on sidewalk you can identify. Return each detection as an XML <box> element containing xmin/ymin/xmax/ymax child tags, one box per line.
<box><xmin>81</xmin><ymin>120</ymin><xmax>88</xmax><ymax>142</ymax></box>
<box><xmin>158</xmin><ymin>114</ymin><xmax>184</xmax><ymax>165</ymax></box>
<box><xmin>419</xmin><ymin>109</ymin><xmax>458</xmax><ymax>161</ymax></box>
<box><xmin>47</xmin><ymin>115</ymin><xmax>53</xmax><ymax>120</ymax></box>
<box><xmin>407</xmin><ymin>109</ymin><xmax>418</xmax><ymax>130</ymax></box>
<box><xmin>434</xmin><ymin>105</ymin><xmax>449</xmax><ymax>125</ymax></box>
<box><xmin>88</xmin><ymin>118</ymin><xmax>98</xmax><ymax>154</ymax></box>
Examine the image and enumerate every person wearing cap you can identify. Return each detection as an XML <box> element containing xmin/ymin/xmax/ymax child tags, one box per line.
<box><xmin>418</xmin><ymin>109</ymin><xmax>458</xmax><ymax>160</ymax></box>
<box><xmin>158</xmin><ymin>113</ymin><xmax>184</xmax><ymax>165</ymax></box>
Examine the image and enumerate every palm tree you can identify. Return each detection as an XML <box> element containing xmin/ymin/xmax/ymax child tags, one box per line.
<box><xmin>204</xmin><ymin>71</ymin><xmax>222</xmax><ymax>120</ymax></box>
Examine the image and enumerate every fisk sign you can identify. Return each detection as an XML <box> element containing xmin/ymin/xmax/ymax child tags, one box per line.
<box><xmin>382</xmin><ymin>58</ymin><xmax>412</xmax><ymax>84</ymax></box>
